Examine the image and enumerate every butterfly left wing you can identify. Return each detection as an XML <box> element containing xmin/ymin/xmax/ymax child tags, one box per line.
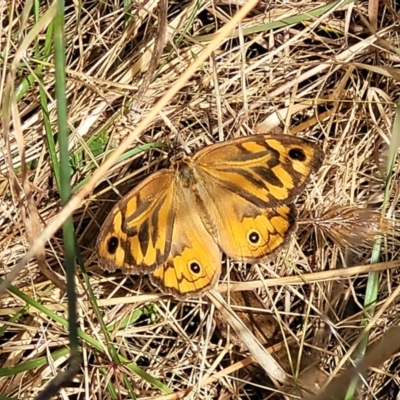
<box><xmin>96</xmin><ymin>169</ymin><xmax>176</xmax><ymax>274</ymax></box>
<box><xmin>150</xmin><ymin>185</ymin><xmax>222</xmax><ymax>299</ymax></box>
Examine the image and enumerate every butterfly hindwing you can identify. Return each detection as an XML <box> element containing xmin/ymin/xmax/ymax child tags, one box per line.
<box><xmin>150</xmin><ymin>186</ymin><xmax>221</xmax><ymax>298</ymax></box>
<box><xmin>197</xmin><ymin>181</ymin><xmax>297</xmax><ymax>262</ymax></box>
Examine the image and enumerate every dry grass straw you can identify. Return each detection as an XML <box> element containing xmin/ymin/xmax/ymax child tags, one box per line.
<box><xmin>1</xmin><ymin>0</ymin><xmax>400</xmax><ymax>399</ymax></box>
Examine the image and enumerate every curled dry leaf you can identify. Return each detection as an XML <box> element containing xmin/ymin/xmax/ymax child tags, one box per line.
<box><xmin>206</xmin><ymin>289</ymin><xmax>289</xmax><ymax>384</ymax></box>
<box><xmin>312</xmin><ymin>206</ymin><xmax>398</xmax><ymax>249</ymax></box>
<box><xmin>214</xmin><ymin>290</ymin><xmax>277</xmax><ymax>350</ymax></box>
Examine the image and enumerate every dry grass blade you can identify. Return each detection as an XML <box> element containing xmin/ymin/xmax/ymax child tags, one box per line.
<box><xmin>305</xmin><ymin>327</ymin><xmax>400</xmax><ymax>400</ymax></box>
<box><xmin>0</xmin><ymin>1</ymin><xmax>58</xmax><ymax>293</ymax></box>
<box><xmin>131</xmin><ymin>0</ymin><xmax>168</xmax><ymax>112</ymax></box>
<box><xmin>218</xmin><ymin>260</ymin><xmax>400</xmax><ymax>292</ymax></box>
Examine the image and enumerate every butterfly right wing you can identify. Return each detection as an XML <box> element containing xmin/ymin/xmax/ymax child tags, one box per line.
<box><xmin>96</xmin><ymin>169</ymin><xmax>176</xmax><ymax>274</ymax></box>
<box><xmin>194</xmin><ymin>134</ymin><xmax>324</xmax><ymax>209</ymax></box>
<box><xmin>191</xmin><ymin>134</ymin><xmax>322</xmax><ymax>263</ymax></box>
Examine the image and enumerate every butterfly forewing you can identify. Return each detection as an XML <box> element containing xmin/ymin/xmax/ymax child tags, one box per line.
<box><xmin>195</xmin><ymin>134</ymin><xmax>323</xmax><ymax>209</ymax></box>
<box><xmin>96</xmin><ymin>170</ymin><xmax>175</xmax><ymax>273</ymax></box>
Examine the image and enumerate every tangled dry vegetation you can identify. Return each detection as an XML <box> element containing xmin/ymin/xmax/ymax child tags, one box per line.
<box><xmin>1</xmin><ymin>0</ymin><xmax>400</xmax><ymax>399</ymax></box>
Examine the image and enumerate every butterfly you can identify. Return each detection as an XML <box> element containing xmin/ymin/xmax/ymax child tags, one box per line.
<box><xmin>96</xmin><ymin>134</ymin><xmax>324</xmax><ymax>299</ymax></box>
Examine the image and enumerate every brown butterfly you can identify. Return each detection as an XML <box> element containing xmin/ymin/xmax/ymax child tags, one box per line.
<box><xmin>96</xmin><ymin>134</ymin><xmax>324</xmax><ymax>299</ymax></box>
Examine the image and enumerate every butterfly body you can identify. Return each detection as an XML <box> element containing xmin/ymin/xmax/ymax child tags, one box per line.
<box><xmin>96</xmin><ymin>134</ymin><xmax>324</xmax><ymax>298</ymax></box>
